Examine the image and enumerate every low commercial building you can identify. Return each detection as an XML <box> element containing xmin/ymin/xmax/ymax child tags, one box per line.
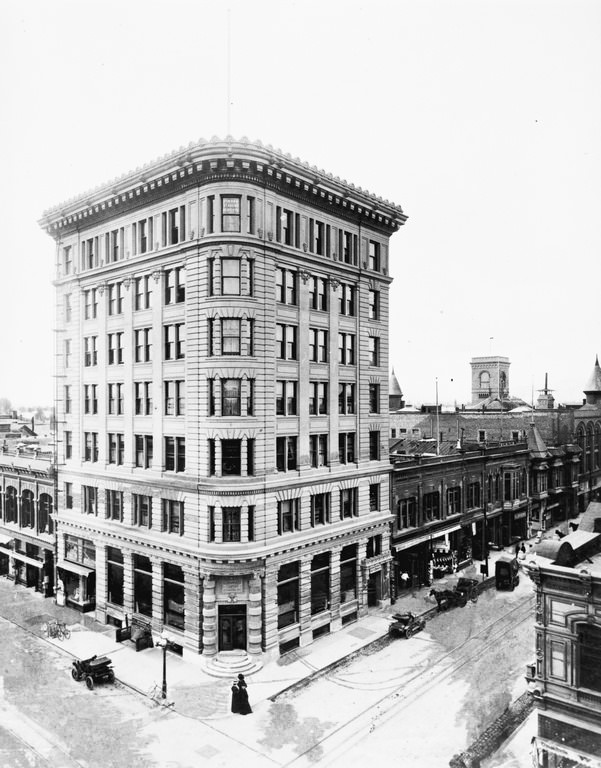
<box><xmin>0</xmin><ymin>445</ymin><xmax>56</xmax><ymax>596</ymax></box>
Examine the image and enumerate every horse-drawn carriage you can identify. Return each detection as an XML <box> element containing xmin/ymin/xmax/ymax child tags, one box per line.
<box><xmin>429</xmin><ymin>577</ymin><xmax>479</xmax><ymax>611</ymax></box>
<box><xmin>388</xmin><ymin>611</ymin><xmax>426</xmax><ymax>638</ymax></box>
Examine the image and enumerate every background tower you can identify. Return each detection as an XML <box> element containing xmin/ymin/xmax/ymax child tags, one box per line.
<box><xmin>470</xmin><ymin>356</ymin><xmax>510</xmax><ymax>403</ymax></box>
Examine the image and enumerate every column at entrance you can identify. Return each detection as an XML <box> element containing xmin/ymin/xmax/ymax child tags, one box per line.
<box><xmin>202</xmin><ymin>577</ymin><xmax>217</xmax><ymax>657</ymax></box>
<box><xmin>183</xmin><ymin>569</ymin><xmax>202</xmax><ymax>654</ymax></box>
<box><xmin>247</xmin><ymin>572</ymin><xmax>262</xmax><ymax>659</ymax></box>
<box><xmin>298</xmin><ymin>555</ymin><xmax>313</xmax><ymax>647</ymax></box>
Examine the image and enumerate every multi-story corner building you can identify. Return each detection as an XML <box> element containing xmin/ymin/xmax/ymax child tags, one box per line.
<box><xmin>0</xmin><ymin>445</ymin><xmax>56</xmax><ymax>595</ymax></box>
<box><xmin>527</xmin><ymin>507</ymin><xmax>601</xmax><ymax>765</ymax></box>
<box><xmin>390</xmin><ymin>439</ymin><xmax>529</xmax><ymax>589</ymax></box>
<box><xmin>39</xmin><ymin>138</ymin><xmax>406</xmax><ymax>661</ymax></box>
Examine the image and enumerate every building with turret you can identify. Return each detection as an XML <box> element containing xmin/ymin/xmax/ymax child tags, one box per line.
<box><xmin>38</xmin><ymin>137</ymin><xmax>406</xmax><ymax>663</ymax></box>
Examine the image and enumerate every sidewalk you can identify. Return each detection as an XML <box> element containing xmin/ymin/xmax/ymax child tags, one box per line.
<box><xmin>0</xmin><ymin>537</ymin><xmax>535</xmax><ymax>724</ymax></box>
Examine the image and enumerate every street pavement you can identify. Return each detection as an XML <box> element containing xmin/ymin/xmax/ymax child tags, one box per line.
<box><xmin>0</xmin><ymin>539</ymin><xmax>543</xmax><ymax>766</ymax></box>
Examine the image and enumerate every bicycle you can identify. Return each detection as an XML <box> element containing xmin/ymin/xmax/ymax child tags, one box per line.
<box><xmin>41</xmin><ymin>620</ymin><xmax>71</xmax><ymax>640</ymax></box>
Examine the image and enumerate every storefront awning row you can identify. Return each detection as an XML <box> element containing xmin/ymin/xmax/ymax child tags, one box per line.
<box><xmin>57</xmin><ymin>559</ymin><xmax>95</xmax><ymax>578</ymax></box>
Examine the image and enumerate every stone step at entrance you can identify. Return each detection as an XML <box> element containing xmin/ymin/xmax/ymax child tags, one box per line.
<box><xmin>203</xmin><ymin>649</ymin><xmax>263</xmax><ymax>678</ymax></box>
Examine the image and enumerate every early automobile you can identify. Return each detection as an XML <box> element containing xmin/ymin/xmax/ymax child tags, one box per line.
<box><xmin>495</xmin><ymin>555</ymin><xmax>520</xmax><ymax>591</ymax></box>
<box><xmin>388</xmin><ymin>611</ymin><xmax>426</xmax><ymax>638</ymax></box>
<box><xmin>71</xmin><ymin>654</ymin><xmax>115</xmax><ymax>690</ymax></box>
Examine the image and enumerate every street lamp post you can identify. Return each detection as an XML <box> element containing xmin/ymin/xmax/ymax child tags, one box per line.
<box><xmin>156</xmin><ymin>632</ymin><xmax>171</xmax><ymax>699</ymax></box>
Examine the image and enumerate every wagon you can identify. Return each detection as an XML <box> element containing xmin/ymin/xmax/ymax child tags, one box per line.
<box><xmin>455</xmin><ymin>577</ymin><xmax>479</xmax><ymax>603</ymax></box>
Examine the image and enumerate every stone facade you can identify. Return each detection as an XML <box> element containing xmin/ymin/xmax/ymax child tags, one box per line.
<box><xmin>40</xmin><ymin>138</ymin><xmax>406</xmax><ymax>660</ymax></box>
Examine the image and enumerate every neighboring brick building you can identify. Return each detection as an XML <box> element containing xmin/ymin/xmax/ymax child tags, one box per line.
<box><xmin>39</xmin><ymin>137</ymin><xmax>406</xmax><ymax>662</ymax></box>
<box><xmin>0</xmin><ymin>445</ymin><xmax>56</xmax><ymax>596</ymax></box>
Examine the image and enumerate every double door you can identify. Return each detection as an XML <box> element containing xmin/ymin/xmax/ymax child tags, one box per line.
<box><xmin>218</xmin><ymin>604</ymin><xmax>247</xmax><ymax>651</ymax></box>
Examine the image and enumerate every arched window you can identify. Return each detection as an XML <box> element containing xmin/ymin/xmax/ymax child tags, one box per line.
<box><xmin>21</xmin><ymin>490</ymin><xmax>34</xmax><ymax>528</ymax></box>
<box><xmin>5</xmin><ymin>486</ymin><xmax>17</xmax><ymax>523</ymax></box>
<box><xmin>586</xmin><ymin>424</ymin><xmax>594</xmax><ymax>473</ymax></box>
<box><xmin>578</xmin><ymin>623</ymin><xmax>601</xmax><ymax>692</ymax></box>
<box><xmin>38</xmin><ymin>493</ymin><xmax>53</xmax><ymax>534</ymax></box>
<box><xmin>479</xmin><ymin>371</ymin><xmax>490</xmax><ymax>388</ymax></box>
<box><xmin>577</xmin><ymin>425</ymin><xmax>586</xmax><ymax>474</ymax></box>
<box><xmin>595</xmin><ymin>424</ymin><xmax>601</xmax><ymax>470</ymax></box>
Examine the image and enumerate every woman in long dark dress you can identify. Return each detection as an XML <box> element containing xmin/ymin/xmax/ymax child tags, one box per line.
<box><xmin>231</xmin><ymin>681</ymin><xmax>241</xmax><ymax>713</ymax></box>
<box><xmin>237</xmin><ymin>674</ymin><xmax>252</xmax><ymax>715</ymax></box>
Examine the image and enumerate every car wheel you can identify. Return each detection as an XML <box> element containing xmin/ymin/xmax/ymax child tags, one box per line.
<box><xmin>85</xmin><ymin>676</ymin><xmax>94</xmax><ymax>691</ymax></box>
<box><xmin>71</xmin><ymin>668</ymin><xmax>80</xmax><ymax>681</ymax></box>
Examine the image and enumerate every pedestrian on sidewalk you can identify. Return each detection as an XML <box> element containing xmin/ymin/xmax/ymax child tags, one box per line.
<box><xmin>400</xmin><ymin>571</ymin><xmax>410</xmax><ymax>590</ymax></box>
<box><xmin>231</xmin><ymin>680</ymin><xmax>241</xmax><ymax>714</ymax></box>
<box><xmin>237</xmin><ymin>674</ymin><xmax>252</xmax><ymax>715</ymax></box>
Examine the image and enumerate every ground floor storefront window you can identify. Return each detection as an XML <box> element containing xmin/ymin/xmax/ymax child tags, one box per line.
<box><xmin>107</xmin><ymin>546</ymin><xmax>124</xmax><ymax>606</ymax></box>
<box><xmin>163</xmin><ymin>563</ymin><xmax>184</xmax><ymax>630</ymax></box>
<box><xmin>133</xmin><ymin>554</ymin><xmax>152</xmax><ymax>617</ymax></box>
<box><xmin>340</xmin><ymin>545</ymin><xmax>357</xmax><ymax>603</ymax></box>
<box><xmin>311</xmin><ymin>553</ymin><xmax>330</xmax><ymax>614</ymax></box>
<box><xmin>277</xmin><ymin>561</ymin><xmax>299</xmax><ymax>628</ymax></box>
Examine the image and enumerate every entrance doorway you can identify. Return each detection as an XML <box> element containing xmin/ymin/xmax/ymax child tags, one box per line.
<box><xmin>367</xmin><ymin>572</ymin><xmax>381</xmax><ymax>607</ymax></box>
<box><xmin>218</xmin><ymin>604</ymin><xmax>247</xmax><ymax>651</ymax></box>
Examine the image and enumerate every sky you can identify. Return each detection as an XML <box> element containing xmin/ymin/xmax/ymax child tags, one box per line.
<box><xmin>1</xmin><ymin>0</ymin><xmax>600</xmax><ymax>409</ymax></box>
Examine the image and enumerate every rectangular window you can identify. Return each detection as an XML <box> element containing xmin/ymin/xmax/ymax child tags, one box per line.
<box><xmin>278</xmin><ymin>498</ymin><xmax>300</xmax><ymax>534</ymax></box>
<box><xmin>338</xmin><ymin>333</ymin><xmax>355</xmax><ymax>365</ymax></box>
<box><xmin>135</xmin><ymin>435</ymin><xmax>153</xmax><ymax>468</ymax></box>
<box><xmin>338</xmin><ymin>383</ymin><xmax>356</xmax><ymax>414</ymax></box>
<box><xmin>397</xmin><ymin>497</ymin><xmax>417</xmax><ymax>528</ymax></box>
<box><xmin>276</xmin><ymin>268</ymin><xmax>297</xmax><ymax>305</ymax></box>
<box><xmin>222</xmin><ymin>507</ymin><xmax>241</xmax><ymax>542</ymax></box>
<box><xmin>340</xmin><ymin>544</ymin><xmax>357</xmax><ymax>603</ymax></box>
<box><xmin>64</xmin><ymin>339</ymin><xmax>71</xmax><ymax>368</ymax></box>
<box><xmin>164</xmin><ymin>380</ymin><xmax>185</xmax><ymax>416</ymax></box>
<box><xmin>368</xmin><ymin>290</ymin><xmax>380</xmax><ymax>320</ymax></box>
<box><xmin>276</xmin><ymin>207</ymin><xmax>293</xmax><ymax>245</ymax></box>
<box><xmin>221</xmin><ymin>195</ymin><xmax>241</xmax><ymax>232</ymax></box>
<box><xmin>276</xmin><ymin>324</ymin><xmax>297</xmax><ymax>360</ymax></box>
<box><xmin>221</xmin><ymin>318</ymin><xmax>241</xmax><ymax>356</ymax></box>
<box><xmin>368</xmin><ymin>337</ymin><xmax>380</xmax><ymax>367</ymax></box>
<box><xmin>467</xmin><ymin>482</ymin><xmax>481</xmax><ymax>509</ymax></box>
<box><xmin>65</xmin><ymin>482</ymin><xmax>73</xmax><ymax>510</ymax></box>
<box><xmin>83</xmin><ymin>431</ymin><xmax>99</xmax><ymax>462</ymax></box>
<box><xmin>340</xmin><ymin>488</ymin><xmax>358</xmax><ymax>519</ymax></box>
<box><xmin>82</xmin><ymin>486</ymin><xmax>97</xmax><ymax>515</ymax></box>
<box><xmin>164</xmin><ymin>323</ymin><xmax>185</xmax><ymax>360</ymax></box>
<box><xmin>369</xmin><ymin>383</ymin><xmax>380</xmax><ymax>413</ymax></box>
<box><xmin>109</xmin><ymin>228</ymin><xmax>122</xmax><ymax>263</ymax></box>
<box><xmin>108</xmin><ymin>433</ymin><xmax>125</xmax><ymax>465</ymax></box>
<box><xmin>310</xmin><ymin>277</ymin><xmax>328</xmax><ymax>311</ymax></box>
<box><xmin>338</xmin><ymin>432</ymin><xmax>356</xmax><ymax>464</ymax></box>
<box><xmin>309</xmin><ymin>434</ymin><xmax>328</xmax><ymax>467</ymax></box>
<box><xmin>132</xmin><ymin>494</ymin><xmax>151</xmax><ymax>527</ymax></box>
<box><xmin>221</xmin><ymin>379</ymin><xmax>242</xmax><ymax>416</ymax></box>
<box><xmin>84</xmin><ymin>288</ymin><xmax>98</xmax><ymax>319</ymax></box>
<box><xmin>64</xmin><ymin>294</ymin><xmax>72</xmax><ymax>323</ymax></box>
<box><xmin>369</xmin><ymin>483</ymin><xmax>380</xmax><ymax>512</ymax></box>
<box><xmin>107</xmin><ymin>546</ymin><xmax>124</xmax><ymax>606</ymax></box>
<box><xmin>311</xmin><ymin>493</ymin><xmax>330</xmax><ymax>526</ymax></box>
<box><xmin>106</xmin><ymin>490</ymin><xmax>124</xmax><ymax>522</ymax></box>
<box><xmin>276</xmin><ymin>436</ymin><xmax>297</xmax><ymax>472</ymax></box>
<box><xmin>64</xmin><ymin>430</ymin><xmax>72</xmax><ymax>459</ymax></box>
<box><xmin>161</xmin><ymin>499</ymin><xmax>184</xmax><ymax>535</ymax></box>
<box><xmin>134</xmin><ymin>276</ymin><xmax>152</xmax><ymax>310</ymax></box>
<box><xmin>246</xmin><ymin>196</ymin><xmax>255</xmax><ymax>234</ymax></box>
<box><xmin>277</xmin><ymin>562</ymin><xmax>299</xmax><ymax>628</ymax></box>
<box><xmin>366</xmin><ymin>535</ymin><xmax>382</xmax><ymax>558</ymax></box>
<box><xmin>107</xmin><ymin>282</ymin><xmax>124</xmax><ymax>316</ymax></box>
<box><xmin>276</xmin><ymin>381</ymin><xmax>297</xmax><ymax>416</ymax></box>
<box><xmin>368</xmin><ymin>240</ymin><xmax>381</xmax><ymax>271</ymax></box>
<box><xmin>134</xmin><ymin>328</ymin><xmax>152</xmax><ymax>363</ymax></box>
<box><xmin>107</xmin><ymin>332</ymin><xmax>124</xmax><ymax>365</ymax></box>
<box><xmin>309</xmin><ymin>328</ymin><xmax>328</xmax><ymax>363</ymax></box>
<box><xmin>447</xmin><ymin>487</ymin><xmax>462</xmax><ymax>515</ymax></box>
<box><xmin>221</xmin><ymin>439</ymin><xmax>242</xmax><ymax>475</ymax></box>
<box><xmin>369</xmin><ymin>430</ymin><xmax>380</xmax><ymax>461</ymax></box>
<box><xmin>423</xmin><ymin>491</ymin><xmax>441</xmax><ymax>521</ymax></box>
<box><xmin>107</xmin><ymin>383</ymin><xmax>123</xmax><ymax>415</ymax></box>
<box><xmin>164</xmin><ymin>267</ymin><xmax>185</xmax><ymax>305</ymax></box>
<box><xmin>164</xmin><ymin>436</ymin><xmax>185</xmax><ymax>472</ymax></box>
<box><xmin>84</xmin><ymin>336</ymin><xmax>98</xmax><ymax>367</ymax></box>
<box><xmin>164</xmin><ymin>206</ymin><xmax>185</xmax><ymax>245</ymax></box>
<box><xmin>221</xmin><ymin>258</ymin><xmax>241</xmax><ymax>295</ymax></box>
<box><xmin>338</xmin><ymin>283</ymin><xmax>355</xmax><ymax>316</ymax></box>
<box><xmin>311</xmin><ymin>552</ymin><xmax>331</xmax><ymax>614</ymax></box>
<box><xmin>64</xmin><ymin>385</ymin><xmax>71</xmax><ymax>414</ymax></box>
<box><xmin>247</xmin><ymin>438</ymin><xmax>255</xmax><ymax>476</ymax></box>
<box><xmin>63</xmin><ymin>246</ymin><xmax>72</xmax><ymax>275</ymax></box>
<box><xmin>309</xmin><ymin>381</ymin><xmax>328</xmax><ymax>415</ymax></box>
<box><xmin>134</xmin><ymin>381</ymin><xmax>152</xmax><ymax>415</ymax></box>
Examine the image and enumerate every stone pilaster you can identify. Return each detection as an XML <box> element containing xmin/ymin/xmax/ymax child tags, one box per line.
<box><xmin>151</xmin><ymin>557</ymin><xmax>163</xmax><ymax>632</ymax></box>
<box><xmin>298</xmin><ymin>556</ymin><xmax>313</xmax><ymax>647</ymax></box>
<box><xmin>183</xmin><ymin>570</ymin><xmax>202</xmax><ymax>655</ymax></box>
<box><xmin>123</xmin><ymin>551</ymin><xmax>134</xmax><ymax>616</ymax></box>
<box><xmin>329</xmin><ymin>545</ymin><xmax>342</xmax><ymax>631</ymax></box>
<box><xmin>202</xmin><ymin>577</ymin><xmax>217</xmax><ymax>656</ymax></box>
<box><xmin>262</xmin><ymin>564</ymin><xmax>280</xmax><ymax>660</ymax></box>
<box><xmin>247</xmin><ymin>573</ymin><xmax>262</xmax><ymax>659</ymax></box>
<box><xmin>95</xmin><ymin>544</ymin><xmax>107</xmax><ymax>623</ymax></box>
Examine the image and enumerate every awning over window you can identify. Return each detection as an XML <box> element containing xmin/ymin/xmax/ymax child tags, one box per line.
<box><xmin>12</xmin><ymin>552</ymin><xmax>43</xmax><ymax>568</ymax></box>
<box><xmin>57</xmin><ymin>559</ymin><xmax>95</xmax><ymax>578</ymax></box>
